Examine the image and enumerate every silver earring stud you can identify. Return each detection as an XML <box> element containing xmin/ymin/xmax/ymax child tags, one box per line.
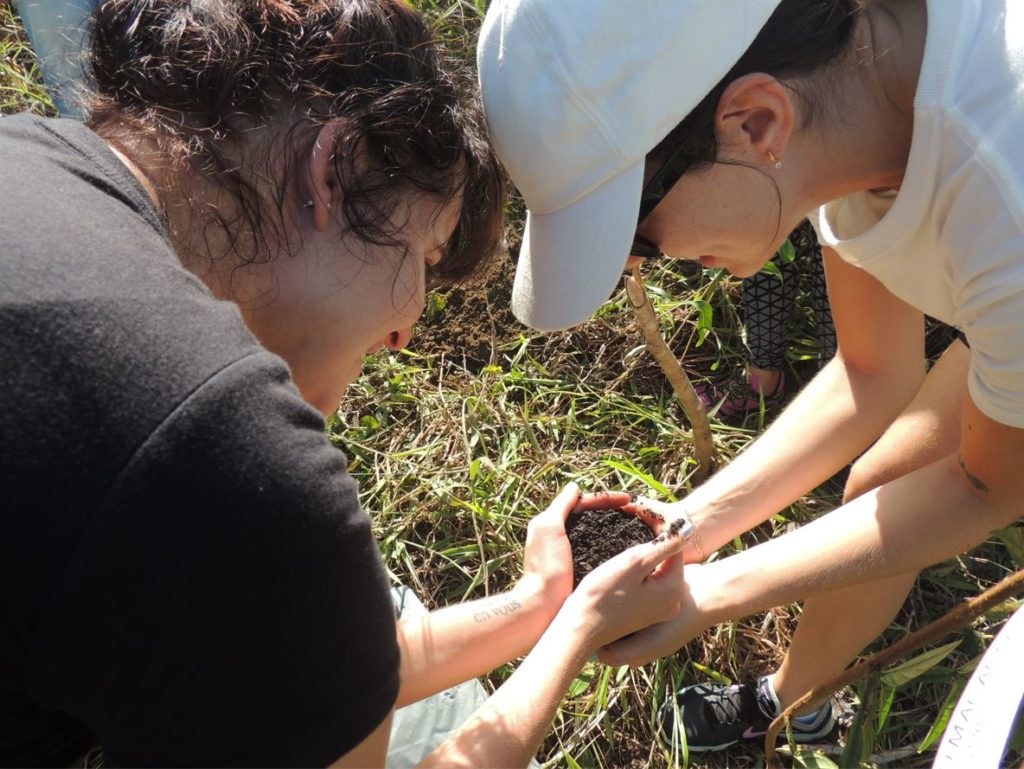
<box><xmin>768</xmin><ymin>151</ymin><xmax>783</xmax><ymax>170</ymax></box>
<box><xmin>303</xmin><ymin>199</ymin><xmax>315</xmax><ymax>208</ymax></box>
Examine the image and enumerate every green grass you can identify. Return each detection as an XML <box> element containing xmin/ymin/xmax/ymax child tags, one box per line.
<box><xmin>0</xmin><ymin>5</ymin><xmax>54</xmax><ymax>115</ymax></box>
<box><xmin>341</xmin><ymin>251</ymin><xmax>1022</xmax><ymax>768</ymax></box>
<box><xmin>4</xmin><ymin>2</ymin><xmax>1021</xmax><ymax>767</ymax></box>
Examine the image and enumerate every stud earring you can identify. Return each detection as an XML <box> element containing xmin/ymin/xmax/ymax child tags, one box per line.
<box><xmin>302</xmin><ymin>199</ymin><xmax>315</xmax><ymax>208</ymax></box>
<box><xmin>768</xmin><ymin>150</ymin><xmax>783</xmax><ymax>170</ymax></box>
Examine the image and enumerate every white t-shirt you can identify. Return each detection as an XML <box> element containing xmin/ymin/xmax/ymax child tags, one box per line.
<box><xmin>812</xmin><ymin>0</ymin><xmax>1024</xmax><ymax>428</ymax></box>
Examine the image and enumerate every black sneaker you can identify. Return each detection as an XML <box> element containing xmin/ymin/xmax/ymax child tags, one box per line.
<box><xmin>658</xmin><ymin>675</ymin><xmax>835</xmax><ymax>753</ymax></box>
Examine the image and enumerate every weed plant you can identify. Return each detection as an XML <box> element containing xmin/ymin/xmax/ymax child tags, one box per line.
<box><xmin>3</xmin><ymin>2</ymin><xmax>1021</xmax><ymax>767</ymax></box>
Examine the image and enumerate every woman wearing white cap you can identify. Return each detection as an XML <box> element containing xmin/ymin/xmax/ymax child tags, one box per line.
<box><xmin>478</xmin><ymin>0</ymin><xmax>1024</xmax><ymax>753</ymax></box>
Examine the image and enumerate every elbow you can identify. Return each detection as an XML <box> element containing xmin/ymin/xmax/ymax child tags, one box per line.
<box><xmin>833</xmin><ymin>351</ymin><xmax>925</xmax><ymax>416</ymax></box>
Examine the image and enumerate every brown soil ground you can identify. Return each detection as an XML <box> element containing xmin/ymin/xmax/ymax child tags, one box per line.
<box><xmin>566</xmin><ymin>507</ymin><xmax>656</xmax><ymax>588</ymax></box>
<box><xmin>411</xmin><ymin>248</ymin><xmax>526</xmax><ymax>371</ymax></box>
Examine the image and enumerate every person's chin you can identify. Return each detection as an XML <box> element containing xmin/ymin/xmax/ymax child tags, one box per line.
<box><xmin>726</xmin><ymin>260</ymin><xmax>765</xmax><ymax>278</ymax></box>
<box><xmin>332</xmin><ymin>363</ymin><xmax>362</xmax><ymax>403</ymax></box>
<box><xmin>309</xmin><ymin>390</ymin><xmax>343</xmax><ymax>418</ymax></box>
<box><xmin>306</xmin><ymin>372</ymin><xmax>355</xmax><ymax>418</ymax></box>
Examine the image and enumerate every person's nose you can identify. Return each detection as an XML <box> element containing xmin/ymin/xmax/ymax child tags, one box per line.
<box><xmin>384</xmin><ymin>327</ymin><xmax>413</xmax><ymax>351</ymax></box>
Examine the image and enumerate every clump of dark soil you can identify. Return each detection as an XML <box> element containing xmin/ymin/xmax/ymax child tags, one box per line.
<box><xmin>565</xmin><ymin>507</ymin><xmax>655</xmax><ymax>588</ymax></box>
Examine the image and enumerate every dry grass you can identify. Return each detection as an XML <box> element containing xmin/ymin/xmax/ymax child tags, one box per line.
<box><xmin>340</xmin><ymin>249</ymin><xmax>1019</xmax><ymax>768</ymax></box>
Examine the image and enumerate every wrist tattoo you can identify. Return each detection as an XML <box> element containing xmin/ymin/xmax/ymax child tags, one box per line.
<box><xmin>958</xmin><ymin>455</ymin><xmax>990</xmax><ymax>493</ymax></box>
<box><xmin>472</xmin><ymin>596</ymin><xmax>523</xmax><ymax>623</ymax></box>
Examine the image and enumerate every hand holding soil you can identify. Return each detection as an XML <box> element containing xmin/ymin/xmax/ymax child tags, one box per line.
<box><xmin>565</xmin><ymin>507</ymin><xmax>656</xmax><ymax>588</ymax></box>
<box><xmin>620</xmin><ymin>495</ymin><xmax>706</xmax><ymax>564</ymax></box>
<box><xmin>558</xmin><ymin>519</ymin><xmax>687</xmax><ymax>654</ymax></box>
<box><xmin>519</xmin><ymin>485</ymin><xmax>634</xmax><ymax>615</ymax></box>
<box><xmin>597</xmin><ymin>560</ymin><xmax>716</xmax><ymax>668</ymax></box>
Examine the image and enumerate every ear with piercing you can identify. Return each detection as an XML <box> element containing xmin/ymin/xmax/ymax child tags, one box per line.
<box><xmin>767</xmin><ymin>150</ymin><xmax>783</xmax><ymax>170</ymax></box>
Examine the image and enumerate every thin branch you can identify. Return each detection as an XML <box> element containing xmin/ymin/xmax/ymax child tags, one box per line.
<box><xmin>625</xmin><ymin>268</ymin><xmax>715</xmax><ymax>481</ymax></box>
<box><xmin>766</xmin><ymin>568</ymin><xmax>1024</xmax><ymax>768</ymax></box>
<box><xmin>774</xmin><ymin>743</ymin><xmax>923</xmax><ymax>766</ymax></box>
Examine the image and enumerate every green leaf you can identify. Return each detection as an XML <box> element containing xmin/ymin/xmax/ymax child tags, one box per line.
<box><xmin>841</xmin><ymin>674</ymin><xmax>879</xmax><ymax>769</ymax></box>
<box><xmin>759</xmin><ymin>260</ymin><xmax>784</xmax><ymax>281</ymax></box>
<box><xmin>880</xmin><ymin>639</ymin><xmax>961</xmax><ymax>689</ymax></box>
<box><xmin>994</xmin><ymin>524</ymin><xmax>1024</xmax><ymax>567</ymax></box>
<box><xmin>359</xmin><ymin>414</ymin><xmax>382</xmax><ymax>430</ymax></box>
<box><xmin>602</xmin><ymin>459</ymin><xmax>675</xmax><ymax>499</ymax></box>
<box><xmin>792</xmin><ymin>749</ymin><xmax>840</xmax><ymax>769</ymax></box>
<box><xmin>568</xmin><ymin>665</ymin><xmax>596</xmax><ymax>697</ymax></box>
<box><xmin>689</xmin><ymin>662</ymin><xmax>732</xmax><ymax>685</ymax></box>
<box><xmin>877</xmin><ymin>684</ymin><xmax>896</xmax><ymax>731</ymax></box>
<box><xmin>918</xmin><ymin>677</ymin><xmax>968</xmax><ymax>752</ymax></box>
<box><xmin>1009</xmin><ymin>699</ymin><xmax>1024</xmax><ymax>751</ymax></box>
<box><xmin>778</xmin><ymin>238</ymin><xmax>796</xmax><ymax>263</ymax></box>
<box><xmin>692</xmin><ymin>298</ymin><xmax>714</xmax><ymax>345</ymax></box>
<box><xmin>423</xmin><ymin>290</ymin><xmax>448</xmax><ymax>321</ymax></box>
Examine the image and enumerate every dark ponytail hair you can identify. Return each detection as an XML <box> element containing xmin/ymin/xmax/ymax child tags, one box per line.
<box><xmin>652</xmin><ymin>0</ymin><xmax>857</xmax><ymax>170</ymax></box>
<box><xmin>87</xmin><ymin>0</ymin><xmax>505</xmax><ymax>281</ymax></box>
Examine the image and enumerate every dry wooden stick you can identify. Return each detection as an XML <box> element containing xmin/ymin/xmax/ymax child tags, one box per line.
<box><xmin>774</xmin><ymin>743</ymin><xmax>920</xmax><ymax>765</ymax></box>
<box><xmin>625</xmin><ymin>267</ymin><xmax>715</xmax><ymax>481</ymax></box>
<box><xmin>765</xmin><ymin>567</ymin><xmax>1024</xmax><ymax>768</ymax></box>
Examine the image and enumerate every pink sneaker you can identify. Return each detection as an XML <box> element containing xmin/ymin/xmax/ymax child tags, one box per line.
<box><xmin>695</xmin><ymin>371</ymin><xmax>786</xmax><ymax>418</ymax></box>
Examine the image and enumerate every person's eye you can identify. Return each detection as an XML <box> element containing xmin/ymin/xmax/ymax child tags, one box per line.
<box><xmin>425</xmin><ymin>266</ymin><xmax>443</xmax><ymax>292</ymax></box>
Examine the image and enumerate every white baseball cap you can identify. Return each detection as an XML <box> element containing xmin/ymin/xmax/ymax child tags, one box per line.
<box><xmin>477</xmin><ymin>0</ymin><xmax>781</xmax><ymax>331</ymax></box>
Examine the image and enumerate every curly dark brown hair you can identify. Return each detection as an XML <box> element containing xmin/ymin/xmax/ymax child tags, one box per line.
<box><xmin>86</xmin><ymin>0</ymin><xmax>505</xmax><ymax>282</ymax></box>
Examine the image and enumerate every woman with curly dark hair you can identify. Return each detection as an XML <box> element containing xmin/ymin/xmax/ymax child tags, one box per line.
<box><xmin>0</xmin><ymin>2</ymin><xmax>686</xmax><ymax>766</ymax></box>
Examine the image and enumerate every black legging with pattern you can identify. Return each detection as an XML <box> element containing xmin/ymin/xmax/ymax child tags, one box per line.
<box><xmin>741</xmin><ymin>219</ymin><xmax>837</xmax><ymax>371</ymax></box>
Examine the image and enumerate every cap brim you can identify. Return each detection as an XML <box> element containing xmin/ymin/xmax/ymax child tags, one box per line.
<box><xmin>512</xmin><ymin>161</ymin><xmax>644</xmax><ymax>331</ymax></box>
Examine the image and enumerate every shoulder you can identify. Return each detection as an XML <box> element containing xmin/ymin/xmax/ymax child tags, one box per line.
<box><xmin>28</xmin><ymin>351</ymin><xmax>400</xmax><ymax>765</ymax></box>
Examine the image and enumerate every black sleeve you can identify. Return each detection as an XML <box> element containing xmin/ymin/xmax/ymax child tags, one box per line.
<box><xmin>25</xmin><ymin>353</ymin><xmax>399</xmax><ymax>768</ymax></box>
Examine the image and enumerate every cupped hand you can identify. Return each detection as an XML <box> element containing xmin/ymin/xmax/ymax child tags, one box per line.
<box><xmin>518</xmin><ymin>483</ymin><xmax>634</xmax><ymax>617</ymax></box>
<box><xmin>621</xmin><ymin>495</ymin><xmax>706</xmax><ymax>564</ymax></box>
<box><xmin>560</xmin><ymin>526</ymin><xmax>687</xmax><ymax>654</ymax></box>
<box><xmin>595</xmin><ymin>561</ymin><xmax>715</xmax><ymax>667</ymax></box>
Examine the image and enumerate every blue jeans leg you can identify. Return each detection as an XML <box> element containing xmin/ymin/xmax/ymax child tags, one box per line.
<box><xmin>13</xmin><ymin>0</ymin><xmax>98</xmax><ymax>117</ymax></box>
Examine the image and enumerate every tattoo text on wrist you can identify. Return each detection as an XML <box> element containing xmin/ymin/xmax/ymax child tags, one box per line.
<box><xmin>958</xmin><ymin>454</ymin><xmax>990</xmax><ymax>493</ymax></box>
<box><xmin>473</xmin><ymin>597</ymin><xmax>523</xmax><ymax>623</ymax></box>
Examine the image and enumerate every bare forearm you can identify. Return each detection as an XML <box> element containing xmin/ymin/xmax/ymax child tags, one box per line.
<box><xmin>699</xmin><ymin>453</ymin><xmax>1013</xmax><ymax>623</ymax></box>
<box><xmin>396</xmin><ymin>580</ymin><xmax>555</xmax><ymax>707</ymax></box>
<box><xmin>415</xmin><ymin>528</ymin><xmax>688</xmax><ymax>766</ymax></box>
<box><xmin>416</xmin><ymin>611</ymin><xmax>592</xmax><ymax>769</ymax></box>
<box><xmin>687</xmin><ymin>355</ymin><xmax>923</xmax><ymax>551</ymax></box>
